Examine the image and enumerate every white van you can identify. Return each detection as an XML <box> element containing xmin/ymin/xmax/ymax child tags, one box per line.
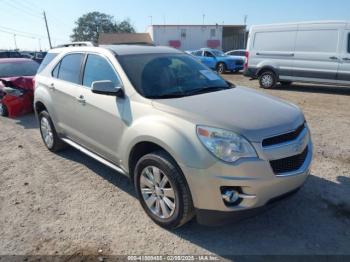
<box><xmin>244</xmin><ymin>21</ymin><xmax>350</xmax><ymax>88</ymax></box>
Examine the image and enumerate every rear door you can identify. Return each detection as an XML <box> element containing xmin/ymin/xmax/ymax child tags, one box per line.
<box><xmin>337</xmin><ymin>30</ymin><xmax>350</xmax><ymax>85</ymax></box>
<box><xmin>293</xmin><ymin>25</ymin><xmax>340</xmax><ymax>84</ymax></box>
<box><xmin>50</xmin><ymin>53</ymin><xmax>85</xmax><ymax>139</ymax></box>
<box><xmin>73</xmin><ymin>53</ymin><xmax>125</xmax><ymax>163</ymax></box>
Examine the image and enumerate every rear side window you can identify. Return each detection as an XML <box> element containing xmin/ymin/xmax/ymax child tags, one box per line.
<box><xmin>82</xmin><ymin>54</ymin><xmax>120</xmax><ymax>88</ymax></box>
<box><xmin>56</xmin><ymin>53</ymin><xmax>84</xmax><ymax>84</ymax></box>
<box><xmin>37</xmin><ymin>53</ymin><xmax>58</xmax><ymax>73</ymax></box>
<box><xmin>254</xmin><ymin>31</ymin><xmax>296</xmax><ymax>52</ymax></box>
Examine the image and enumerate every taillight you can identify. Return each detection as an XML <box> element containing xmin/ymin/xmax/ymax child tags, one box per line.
<box><xmin>32</xmin><ymin>77</ymin><xmax>36</xmax><ymax>89</ymax></box>
<box><xmin>244</xmin><ymin>51</ymin><xmax>249</xmax><ymax>70</ymax></box>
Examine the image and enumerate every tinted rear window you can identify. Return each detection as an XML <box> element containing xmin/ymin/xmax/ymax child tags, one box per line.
<box><xmin>37</xmin><ymin>53</ymin><xmax>58</xmax><ymax>73</ymax></box>
<box><xmin>0</xmin><ymin>61</ymin><xmax>39</xmax><ymax>77</ymax></box>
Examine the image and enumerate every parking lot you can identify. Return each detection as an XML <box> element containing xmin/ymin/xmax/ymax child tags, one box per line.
<box><xmin>0</xmin><ymin>74</ymin><xmax>349</xmax><ymax>257</ymax></box>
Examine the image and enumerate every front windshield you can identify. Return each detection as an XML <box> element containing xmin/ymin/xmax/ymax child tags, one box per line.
<box><xmin>118</xmin><ymin>53</ymin><xmax>232</xmax><ymax>99</ymax></box>
<box><xmin>0</xmin><ymin>61</ymin><xmax>39</xmax><ymax>77</ymax></box>
<box><xmin>211</xmin><ymin>50</ymin><xmax>225</xmax><ymax>57</ymax></box>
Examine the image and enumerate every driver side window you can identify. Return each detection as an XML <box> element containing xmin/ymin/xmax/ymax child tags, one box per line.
<box><xmin>82</xmin><ymin>54</ymin><xmax>121</xmax><ymax>88</ymax></box>
<box><xmin>204</xmin><ymin>51</ymin><xmax>214</xmax><ymax>58</ymax></box>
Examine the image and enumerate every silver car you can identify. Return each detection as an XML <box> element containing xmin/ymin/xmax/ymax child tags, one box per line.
<box><xmin>34</xmin><ymin>44</ymin><xmax>312</xmax><ymax>228</ymax></box>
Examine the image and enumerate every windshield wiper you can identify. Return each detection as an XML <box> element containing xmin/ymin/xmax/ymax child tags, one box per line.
<box><xmin>182</xmin><ymin>86</ymin><xmax>231</xmax><ymax>96</ymax></box>
<box><xmin>146</xmin><ymin>92</ymin><xmax>186</xmax><ymax>99</ymax></box>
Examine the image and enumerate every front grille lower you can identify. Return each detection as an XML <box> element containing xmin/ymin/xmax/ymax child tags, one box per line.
<box><xmin>262</xmin><ymin>123</ymin><xmax>305</xmax><ymax>147</ymax></box>
<box><xmin>270</xmin><ymin>146</ymin><xmax>308</xmax><ymax>174</ymax></box>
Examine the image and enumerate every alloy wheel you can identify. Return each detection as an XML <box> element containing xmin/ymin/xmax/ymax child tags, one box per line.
<box><xmin>261</xmin><ymin>74</ymin><xmax>273</xmax><ymax>87</ymax></box>
<box><xmin>40</xmin><ymin>116</ymin><xmax>54</xmax><ymax>148</ymax></box>
<box><xmin>140</xmin><ymin>166</ymin><xmax>176</xmax><ymax>219</ymax></box>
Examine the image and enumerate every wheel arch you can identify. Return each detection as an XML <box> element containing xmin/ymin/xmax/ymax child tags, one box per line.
<box><xmin>256</xmin><ymin>66</ymin><xmax>279</xmax><ymax>79</ymax></box>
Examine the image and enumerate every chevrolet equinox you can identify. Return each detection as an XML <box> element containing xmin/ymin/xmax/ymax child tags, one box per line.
<box><xmin>34</xmin><ymin>44</ymin><xmax>313</xmax><ymax>228</ymax></box>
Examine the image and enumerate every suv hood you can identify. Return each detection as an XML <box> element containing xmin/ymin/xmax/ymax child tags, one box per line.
<box><xmin>152</xmin><ymin>86</ymin><xmax>304</xmax><ymax>142</ymax></box>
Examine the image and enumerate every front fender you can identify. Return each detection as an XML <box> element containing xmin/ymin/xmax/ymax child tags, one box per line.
<box><xmin>120</xmin><ymin>115</ymin><xmax>216</xmax><ymax>172</ymax></box>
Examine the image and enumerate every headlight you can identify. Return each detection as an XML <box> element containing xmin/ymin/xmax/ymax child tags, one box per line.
<box><xmin>196</xmin><ymin>126</ymin><xmax>257</xmax><ymax>163</ymax></box>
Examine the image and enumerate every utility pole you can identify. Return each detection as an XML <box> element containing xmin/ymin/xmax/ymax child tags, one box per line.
<box><xmin>202</xmin><ymin>14</ymin><xmax>205</xmax><ymax>25</ymax></box>
<box><xmin>13</xmin><ymin>34</ymin><xmax>18</xmax><ymax>50</ymax></box>
<box><xmin>149</xmin><ymin>16</ymin><xmax>153</xmax><ymax>26</ymax></box>
<box><xmin>38</xmin><ymin>38</ymin><xmax>42</xmax><ymax>51</ymax></box>
<box><xmin>243</xmin><ymin>15</ymin><xmax>248</xmax><ymax>48</ymax></box>
<box><xmin>43</xmin><ymin>11</ymin><xmax>52</xmax><ymax>49</ymax></box>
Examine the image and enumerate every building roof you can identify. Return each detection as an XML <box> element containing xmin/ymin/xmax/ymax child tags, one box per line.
<box><xmin>103</xmin><ymin>45</ymin><xmax>182</xmax><ymax>56</ymax></box>
<box><xmin>98</xmin><ymin>33</ymin><xmax>153</xmax><ymax>45</ymax></box>
<box><xmin>150</xmin><ymin>24</ymin><xmax>246</xmax><ymax>28</ymax></box>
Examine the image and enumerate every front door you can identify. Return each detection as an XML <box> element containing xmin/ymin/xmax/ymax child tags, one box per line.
<box><xmin>73</xmin><ymin>53</ymin><xmax>125</xmax><ymax>163</ymax></box>
<box><xmin>337</xmin><ymin>31</ymin><xmax>350</xmax><ymax>85</ymax></box>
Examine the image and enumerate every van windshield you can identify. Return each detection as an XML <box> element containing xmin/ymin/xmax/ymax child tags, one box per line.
<box><xmin>117</xmin><ymin>53</ymin><xmax>232</xmax><ymax>99</ymax></box>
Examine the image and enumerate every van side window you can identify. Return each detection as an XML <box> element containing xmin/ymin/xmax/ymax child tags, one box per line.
<box><xmin>56</xmin><ymin>54</ymin><xmax>84</xmax><ymax>84</ymax></box>
<box><xmin>254</xmin><ymin>31</ymin><xmax>296</xmax><ymax>52</ymax></box>
<box><xmin>82</xmin><ymin>54</ymin><xmax>121</xmax><ymax>88</ymax></box>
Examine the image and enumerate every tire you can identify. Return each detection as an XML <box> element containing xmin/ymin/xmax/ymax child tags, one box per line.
<box><xmin>216</xmin><ymin>62</ymin><xmax>226</xmax><ymax>74</ymax></box>
<box><xmin>134</xmin><ymin>150</ymin><xmax>195</xmax><ymax>229</ymax></box>
<box><xmin>259</xmin><ymin>70</ymin><xmax>277</xmax><ymax>89</ymax></box>
<box><xmin>0</xmin><ymin>102</ymin><xmax>8</xmax><ymax>117</ymax></box>
<box><xmin>39</xmin><ymin>111</ymin><xmax>66</xmax><ymax>152</ymax></box>
<box><xmin>280</xmin><ymin>81</ymin><xmax>292</xmax><ymax>86</ymax></box>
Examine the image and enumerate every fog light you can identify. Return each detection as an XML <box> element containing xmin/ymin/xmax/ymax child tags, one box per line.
<box><xmin>222</xmin><ymin>189</ymin><xmax>240</xmax><ymax>204</ymax></box>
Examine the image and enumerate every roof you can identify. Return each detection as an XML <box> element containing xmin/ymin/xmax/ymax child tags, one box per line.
<box><xmin>103</xmin><ymin>45</ymin><xmax>182</xmax><ymax>56</ymax></box>
<box><xmin>98</xmin><ymin>33</ymin><xmax>153</xmax><ymax>45</ymax></box>
<box><xmin>0</xmin><ymin>58</ymin><xmax>34</xmax><ymax>63</ymax></box>
<box><xmin>150</xmin><ymin>24</ymin><xmax>245</xmax><ymax>28</ymax></box>
<box><xmin>251</xmin><ymin>20</ymin><xmax>349</xmax><ymax>29</ymax></box>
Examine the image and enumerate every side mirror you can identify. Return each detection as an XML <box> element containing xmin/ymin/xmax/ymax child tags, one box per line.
<box><xmin>91</xmin><ymin>80</ymin><xmax>124</xmax><ymax>97</ymax></box>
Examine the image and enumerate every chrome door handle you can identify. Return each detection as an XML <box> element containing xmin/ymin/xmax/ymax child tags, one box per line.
<box><xmin>343</xmin><ymin>57</ymin><xmax>350</xmax><ymax>61</ymax></box>
<box><xmin>76</xmin><ymin>95</ymin><xmax>86</xmax><ymax>105</ymax></box>
<box><xmin>329</xmin><ymin>56</ymin><xmax>338</xmax><ymax>60</ymax></box>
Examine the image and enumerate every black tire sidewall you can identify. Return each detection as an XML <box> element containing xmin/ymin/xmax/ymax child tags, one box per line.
<box><xmin>259</xmin><ymin>71</ymin><xmax>277</xmax><ymax>89</ymax></box>
<box><xmin>134</xmin><ymin>153</ymin><xmax>187</xmax><ymax>228</ymax></box>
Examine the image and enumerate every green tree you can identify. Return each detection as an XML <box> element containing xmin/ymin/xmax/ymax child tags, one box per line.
<box><xmin>71</xmin><ymin>12</ymin><xmax>135</xmax><ymax>43</ymax></box>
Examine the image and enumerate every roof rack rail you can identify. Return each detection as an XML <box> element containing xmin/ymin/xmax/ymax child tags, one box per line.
<box><xmin>55</xmin><ymin>42</ymin><xmax>97</xmax><ymax>48</ymax></box>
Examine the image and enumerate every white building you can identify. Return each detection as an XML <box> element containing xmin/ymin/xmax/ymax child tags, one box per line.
<box><xmin>147</xmin><ymin>24</ymin><xmax>246</xmax><ymax>51</ymax></box>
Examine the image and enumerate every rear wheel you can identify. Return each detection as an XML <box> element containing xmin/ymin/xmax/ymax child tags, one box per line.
<box><xmin>259</xmin><ymin>70</ymin><xmax>277</xmax><ymax>89</ymax></box>
<box><xmin>216</xmin><ymin>62</ymin><xmax>226</xmax><ymax>74</ymax></box>
<box><xmin>39</xmin><ymin>111</ymin><xmax>66</xmax><ymax>152</ymax></box>
<box><xmin>134</xmin><ymin>151</ymin><xmax>194</xmax><ymax>228</ymax></box>
<box><xmin>0</xmin><ymin>102</ymin><xmax>8</xmax><ymax>117</ymax></box>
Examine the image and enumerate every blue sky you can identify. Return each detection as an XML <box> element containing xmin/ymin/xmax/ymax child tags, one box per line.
<box><xmin>0</xmin><ymin>0</ymin><xmax>349</xmax><ymax>50</ymax></box>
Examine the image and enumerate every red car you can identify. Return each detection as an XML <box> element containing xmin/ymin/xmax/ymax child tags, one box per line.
<box><xmin>0</xmin><ymin>58</ymin><xmax>39</xmax><ymax>118</ymax></box>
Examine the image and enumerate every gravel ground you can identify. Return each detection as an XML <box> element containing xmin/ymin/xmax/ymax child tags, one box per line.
<box><xmin>0</xmin><ymin>74</ymin><xmax>349</xmax><ymax>258</ymax></box>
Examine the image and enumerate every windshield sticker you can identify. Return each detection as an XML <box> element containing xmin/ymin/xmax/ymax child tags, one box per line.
<box><xmin>200</xmin><ymin>70</ymin><xmax>221</xmax><ymax>81</ymax></box>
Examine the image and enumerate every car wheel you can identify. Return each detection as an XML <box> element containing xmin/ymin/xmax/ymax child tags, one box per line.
<box><xmin>216</xmin><ymin>62</ymin><xmax>226</xmax><ymax>74</ymax></box>
<box><xmin>0</xmin><ymin>102</ymin><xmax>8</xmax><ymax>117</ymax></box>
<box><xmin>280</xmin><ymin>81</ymin><xmax>292</xmax><ymax>86</ymax></box>
<box><xmin>259</xmin><ymin>70</ymin><xmax>277</xmax><ymax>89</ymax></box>
<box><xmin>134</xmin><ymin>150</ymin><xmax>194</xmax><ymax>229</ymax></box>
<box><xmin>39</xmin><ymin>111</ymin><xmax>66</xmax><ymax>152</ymax></box>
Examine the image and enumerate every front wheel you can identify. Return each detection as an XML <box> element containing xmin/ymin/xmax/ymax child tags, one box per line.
<box><xmin>0</xmin><ymin>102</ymin><xmax>8</xmax><ymax>117</ymax></box>
<box><xmin>134</xmin><ymin>151</ymin><xmax>194</xmax><ymax>228</ymax></box>
<box><xmin>259</xmin><ymin>71</ymin><xmax>277</xmax><ymax>89</ymax></box>
<box><xmin>216</xmin><ymin>62</ymin><xmax>226</xmax><ymax>74</ymax></box>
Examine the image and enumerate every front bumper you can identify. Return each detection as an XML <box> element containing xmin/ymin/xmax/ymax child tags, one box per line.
<box><xmin>180</xmin><ymin>128</ymin><xmax>313</xmax><ymax>224</ymax></box>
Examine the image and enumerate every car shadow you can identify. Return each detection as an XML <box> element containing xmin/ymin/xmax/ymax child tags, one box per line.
<box><xmin>57</xmin><ymin>146</ymin><xmax>350</xmax><ymax>256</ymax></box>
<box><xmin>275</xmin><ymin>83</ymin><xmax>350</xmax><ymax>96</ymax></box>
<box><xmin>12</xmin><ymin>113</ymin><xmax>38</xmax><ymax>129</ymax></box>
